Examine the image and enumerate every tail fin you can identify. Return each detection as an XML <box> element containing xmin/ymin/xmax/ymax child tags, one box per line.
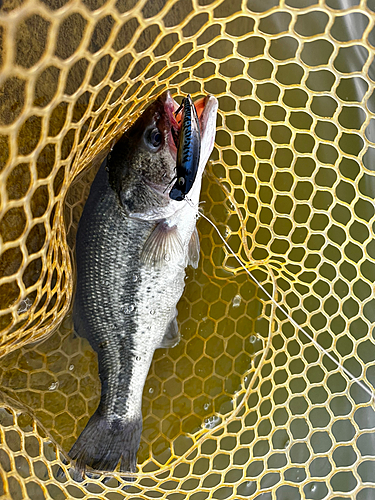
<box><xmin>68</xmin><ymin>410</ymin><xmax>142</xmax><ymax>474</ymax></box>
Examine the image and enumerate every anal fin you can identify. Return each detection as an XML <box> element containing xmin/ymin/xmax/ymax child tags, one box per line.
<box><xmin>157</xmin><ymin>317</ymin><xmax>180</xmax><ymax>348</ymax></box>
<box><xmin>141</xmin><ymin>221</ymin><xmax>183</xmax><ymax>269</ymax></box>
<box><xmin>188</xmin><ymin>227</ymin><xmax>200</xmax><ymax>269</ymax></box>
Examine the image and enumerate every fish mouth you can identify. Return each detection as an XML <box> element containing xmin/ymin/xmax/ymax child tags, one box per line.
<box><xmin>143</xmin><ymin>91</ymin><xmax>218</xmax><ymax>200</ymax></box>
<box><xmin>161</xmin><ymin>91</ymin><xmax>217</xmax><ymax>160</ymax></box>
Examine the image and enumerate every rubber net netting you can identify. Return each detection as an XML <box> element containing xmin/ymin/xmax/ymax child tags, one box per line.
<box><xmin>0</xmin><ymin>0</ymin><xmax>375</xmax><ymax>498</ymax></box>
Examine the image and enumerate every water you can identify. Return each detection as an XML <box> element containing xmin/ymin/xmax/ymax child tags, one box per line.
<box><xmin>198</xmin><ymin>208</ymin><xmax>375</xmax><ymax>404</ymax></box>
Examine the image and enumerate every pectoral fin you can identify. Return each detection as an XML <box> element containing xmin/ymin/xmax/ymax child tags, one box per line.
<box><xmin>188</xmin><ymin>227</ymin><xmax>200</xmax><ymax>269</ymax></box>
<box><xmin>141</xmin><ymin>221</ymin><xmax>183</xmax><ymax>269</ymax></box>
<box><xmin>157</xmin><ymin>317</ymin><xmax>180</xmax><ymax>348</ymax></box>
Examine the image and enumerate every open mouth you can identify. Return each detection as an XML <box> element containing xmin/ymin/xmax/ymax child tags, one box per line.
<box><xmin>144</xmin><ymin>91</ymin><xmax>217</xmax><ymax>201</ymax></box>
<box><xmin>163</xmin><ymin>92</ymin><xmax>216</xmax><ymax>158</ymax></box>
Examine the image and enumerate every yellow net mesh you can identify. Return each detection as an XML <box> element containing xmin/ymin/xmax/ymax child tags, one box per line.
<box><xmin>1</xmin><ymin>0</ymin><xmax>375</xmax><ymax>498</ymax></box>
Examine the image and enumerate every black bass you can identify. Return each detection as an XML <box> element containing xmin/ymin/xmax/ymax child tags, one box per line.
<box><xmin>169</xmin><ymin>94</ymin><xmax>201</xmax><ymax>201</ymax></box>
<box><xmin>69</xmin><ymin>91</ymin><xmax>218</xmax><ymax>474</ymax></box>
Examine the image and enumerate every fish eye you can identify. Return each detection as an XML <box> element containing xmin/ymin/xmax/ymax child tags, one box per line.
<box><xmin>151</xmin><ymin>129</ymin><xmax>162</xmax><ymax>146</ymax></box>
<box><xmin>144</xmin><ymin>127</ymin><xmax>162</xmax><ymax>151</ymax></box>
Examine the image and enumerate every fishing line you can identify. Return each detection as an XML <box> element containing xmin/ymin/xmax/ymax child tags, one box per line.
<box><xmin>185</xmin><ymin>197</ymin><xmax>375</xmax><ymax>403</ymax></box>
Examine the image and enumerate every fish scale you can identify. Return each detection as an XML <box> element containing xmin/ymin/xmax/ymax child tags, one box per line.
<box><xmin>74</xmin><ymin>164</ymin><xmax>182</xmax><ymax>416</ymax></box>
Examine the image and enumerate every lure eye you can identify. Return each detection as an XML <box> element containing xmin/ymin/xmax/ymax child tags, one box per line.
<box><xmin>144</xmin><ymin>127</ymin><xmax>162</xmax><ymax>151</ymax></box>
<box><xmin>178</xmin><ymin>177</ymin><xmax>185</xmax><ymax>186</ymax></box>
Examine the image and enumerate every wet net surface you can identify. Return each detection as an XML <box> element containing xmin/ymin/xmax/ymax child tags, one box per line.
<box><xmin>0</xmin><ymin>0</ymin><xmax>375</xmax><ymax>498</ymax></box>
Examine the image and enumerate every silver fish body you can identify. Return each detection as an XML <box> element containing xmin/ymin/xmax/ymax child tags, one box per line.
<box><xmin>69</xmin><ymin>91</ymin><xmax>218</xmax><ymax>475</ymax></box>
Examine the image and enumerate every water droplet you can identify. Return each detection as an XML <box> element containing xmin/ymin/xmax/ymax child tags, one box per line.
<box><xmin>249</xmin><ymin>335</ymin><xmax>256</xmax><ymax>343</ymax></box>
<box><xmin>132</xmin><ymin>275</ymin><xmax>138</xmax><ymax>282</ymax></box>
<box><xmin>204</xmin><ymin>415</ymin><xmax>221</xmax><ymax>429</ymax></box>
<box><xmin>17</xmin><ymin>298</ymin><xmax>32</xmax><ymax>314</ymax></box>
<box><xmin>149</xmin><ymin>388</ymin><xmax>154</xmax><ymax>394</ymax></box>
<box><xmin>242</xmin><ymin>482</ymin><xmax>254</xmax><ymax>494</ymax></box>
<box><xmin>310</xmin><ymin>484</ymin><xmax>317</xmax><ymax>493</ymax></box>
<box><xmin>229</xmin><ymin>202</ymin><xmax>235</xmax><ymax>211</ymax></box>
<box><xmin>203</xmin><ymin>403</ymin><xmax>210</xmax><ymax>411</ymax></box>
<box><xmin>224</xmin><ymin>228</ymin><xmax>230</xmax><ymax>237</ymax></box>
<box><xmin>150</xmin><ymin>309</ymin><xmax>155</xmax><ymax>315</ymax></box>
<box><xmin>48</xmin><ymin>382</ymin><xmax>59</xmax><ymax>391</ymax></box>
<box><xmin>232</xmin><ymin>294</ymin><xmax>241</xmax><ymax>307</ymax></box>
<box><xmin>124</xmin><ymin>304</ymin><xmax>134</xmax><ymax>314</ymax></box>
<box><xmin>135</xmin><ymin>355</ymin><xmax>141</xmax><ymax>361</ymax></box>
<box><xmin>164</xmin><ymin>253</ymin><xmax>170</xmax><ymax>262</ymax></box>
<box><xmin>283</xmin><ymin>439</ymin><xmax>290</xmax><ymax>449</ymax></box>
<box><xmin>69</xmin><ymin>365</ymin><xmax>74</xmax><ymax>371</ymax></box>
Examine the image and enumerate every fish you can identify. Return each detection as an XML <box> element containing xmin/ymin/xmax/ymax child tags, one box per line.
<box><xmin>68</xmin><ymin>90</ymin><xmax>218</xmax><ymax>475</ymax></box>
<box><xmin>169</xmin><ymin>94</ymin><xmax>201</xmax><ymax>201</ymax></box>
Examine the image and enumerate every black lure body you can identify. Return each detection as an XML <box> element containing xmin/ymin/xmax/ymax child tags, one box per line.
<box><xmin>169</xmin><ymin>94</ymin><xmax>201</xmax><ymax>201</ymax></box>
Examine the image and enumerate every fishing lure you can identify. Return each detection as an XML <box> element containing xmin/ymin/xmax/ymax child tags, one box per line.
<box><xmin>170</xmin><ymin>94</ymin><xmax>201</xmax><ymax>201</ymax></box>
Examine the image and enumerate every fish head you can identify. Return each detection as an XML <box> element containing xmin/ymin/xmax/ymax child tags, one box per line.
<box><xmin>108</xmin><ymin>91</ymin><xmax>218</xmax><ymax>220</ymax></box>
